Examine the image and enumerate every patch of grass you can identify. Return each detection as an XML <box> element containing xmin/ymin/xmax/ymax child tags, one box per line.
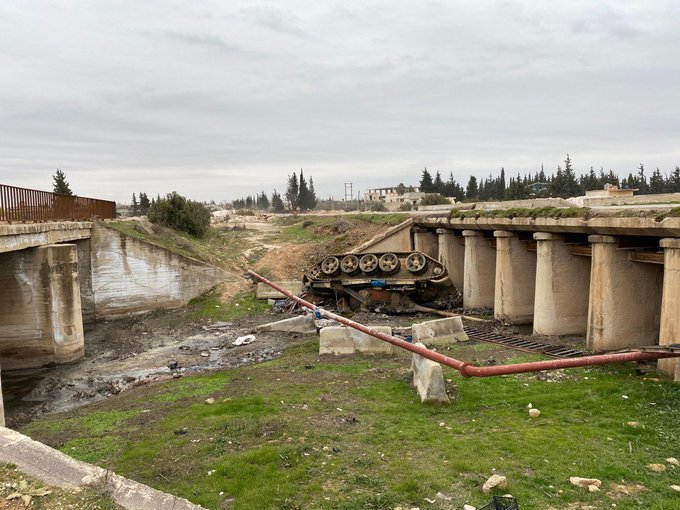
<box><xmin>22</xmin><ymin>409</ymin><xmax>141</xmax><ymax>437</ymax></box>
<box><xmin>0</xmin><ymin>463</ymin><xmax>123</xmax><ymax>509</ymax></box>
<box><xmin>21</xmin><ymin>341</ymin><xmax>680</xmax><ymax>510</ymax></box>
<box><xmin>189</xmin><ymin>290</ymin><xmax>270</xmax><ymax>321</ymax></box>
<box><xmin>448</xmin><ymin>206</ymin><xmax>589</xmax><ymax>220</ymax></box>
<box><xmin>61</xmin><ymin>436</ymin><xmax>127</xmax><ymax>464</ymax></box>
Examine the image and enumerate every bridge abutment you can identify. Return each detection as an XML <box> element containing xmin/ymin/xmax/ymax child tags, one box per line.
<box><xmin>659</xmin><ymin>238</ymin><xmax>680</xmax><ymax>378</ymax></box>
<box><xmin>493</xmin><ymin>231</ymin><xmax>536</xmax><ymax>324</ymax></box>
<box><xmin>587</xmin><ymin>235</ymin><xmax>662</xmax><ymax>351</ymax></box>
<box><xmin>437</xmin><ymin>229</ymin><xmax>464</xmax><ymax>290</ymax></box>
<box><xmin>533</xmin><ymin>233</ymin><xmax>590</xmax><ymax>335</ymax></box>
<box><xmin>462</xmin><ymin>230</ymin><xmax>496</xmax><ymax>309</ymax></box>
<box><xmin>413</xmin><ymin>228</ymin><xmax>438</xmax><ymax>259</ymax></box>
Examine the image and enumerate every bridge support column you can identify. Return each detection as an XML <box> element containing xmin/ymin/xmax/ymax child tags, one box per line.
<box><xmin>413</xmin><ymin>228</ymin><xmax>438</xmax><ymax>259</ymax></box>
<box><xmin>0</xmin><ymin>360</ymin><xmax>4</xmax><ymax>427</ymax></box>
<box><xmin>0</xmin><ymin>244</ymin><xmax>84</xmax><ymax>369</ymax></box>
<box><xmin>437</xmin><ymin>229</ymin><xmax>464</xmax><ymax>291</ymax></box>
<box><xmin>658</xmin><ymin>238</ymin><xmax>680</xmax><ymax>378</ymax></box>
<box><xmin>533</xmin><ymin>233</ymin><xmax>590</xmax><ymax>335</ymax></box>
<box><xmin>462</xmin><ymin>230</ymin><xmax>495</xmax><ymax>309</ymax></box>
<box><xmin>76</xmin><ymin>239</ymin><xmax>94</xmax><ymax>323</ymax></box>
<box><xmin>587</xmin><ymin>235</ymin><xmax>662</xmax><ymax>351</ymax></box>
<box><xmin>493</xmin><ymin>231</ymin><xmax>536</xmax><ymax>324</ymax></box>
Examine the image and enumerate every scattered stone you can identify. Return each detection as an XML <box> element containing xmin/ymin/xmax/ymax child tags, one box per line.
<box><xmin>168</xmin><ymin>360</ymin><xmax>178</xmax><ymax>370</ymax></box>
<box><xmin>666</xmin><ymin>457</ymin><xmax>679</xmax><ymax>466</ymax></box>
<box><xmin>200</xmin><ymin>351</ymin><xmax>210</xmax><ymax>357</ymax></box>
<box><xmin>172</xmin><ymin>372</ymin><xmax>182</xmax><ymax>379</ymax></box>
<box><xmin>607</xmin><ymin>482</ymin><xmax>645</xmax><ymax>498</ymax></box>
<box><xmin>482</xmin><ymin>474</ymin><xmax>508</xmax><ymax>493</ymax></box>
<box><xmin>205</xmin><ymin>398</ymin><xmax>215</xmax><ymax>405</ymax></box>
<box><xmin>529</xmin><ymin>408</ymin><xmax>541</xmax><ymax>417</ymax></box>
<box><xmin>435</xmin><ymin>492</ymin><xmax>452</xmax><ymax>501</ymax></box>
<box><xmin>527</xmin><ymin>403</ymin><xmax>533</xmax><ymax>409</ymax></box>
<box><xmin>464</xmin><ymin>505</ymin><xmax>476</xmax><ymax>510</ymax></box>
<box><xmin>570</xmin><ymin>477</ymin><xmax>602</xmax><ymax>490</ymax></box>
<box><xmin>647</xmin><ymin>463</ymin><xmax>666</xmax><ymax>473</ymax></box>
<box><xmin>205</xmin><ymin>321</ymin><xmax>233</xmax><ymax>331</ymax></box>
<box><xmin>232</xmin><ymin>335</ymin><xmax>256</xmax><ymax>346</ymax></box>
<box><xmin>670</xmin><ymin>484</ymin><xmax>680</xmax><ymax>492</ymax></box>
<box><xmin>627</xmin><ymin>421</ymin><xmax>640</xmax><ymax>427</ymax></box>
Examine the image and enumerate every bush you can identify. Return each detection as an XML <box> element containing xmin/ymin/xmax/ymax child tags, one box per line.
<box><xmin>398</xmin><ymin>203</ymin><xmax>413</xmax><ymax>211</ymax></box>
<box><xmin>148</xmin><ymin>192</ymin><xmax>211</xmax><ymax>237</ymax></box>
<box><xmin>419</xmin><ymin>193</ymin><xmax>451</xmax><ymax>206</ymax></box>
<box><xmin>365</xmin><ymin>202</ymin><xmax>387</xmax><ymax>212</ymax></box>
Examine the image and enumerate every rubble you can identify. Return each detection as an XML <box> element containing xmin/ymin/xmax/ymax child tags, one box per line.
<box><xmin>482</xmin><ymin>474</ymin><xmax>508</xmax><ymax>493</ymax></box>
<box><xmin>569</xmin><ymin>477</ymin><xmax>602</xmax><ymax>491</ymax></box>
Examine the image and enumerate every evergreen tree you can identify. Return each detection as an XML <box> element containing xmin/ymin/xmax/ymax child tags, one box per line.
<box><xmin>637</xmin><ymin>164</ymin><xmax>648</xmax><ymax>194</ymax></box>
<box><xmin>52</xmin><ymin>169</ymin><xmax>73</xmax><ymax>195</ymax></box>
<box><xmin>271</xmin><ymin>190</ymin><xmax>285</xmax><ymax>212</ymax></box>
<box><xmin>245</xmin><ymin>196</ymin><xmax>254</xmax><ymax>209</ymax></box>
<box><xmin>465</xmin><ymin>176</ymin><xmax>479</xmax><ymax>200</ymax></box>
<box><xmin>433</xmin><ymin>171</ymin><xmax>444</xmax><ymax>194</ymax></box>
<box><xmin>649</xmin><ymin>168</ymin><xmax>665</xmax><ymax>194</ymax></box>
<box><xmin>298</xmin><ymin>170</ymin><xmax>311</xmax><ymax>211</ymax></box>
<box><xmin>285</xmin><ymin>172</ymin><xmax>299</xmax><ymax>210</ymax></box>
<box><xmin>669</xmin><ymin>167</ymin><xmax>680</xmax><ymax>192</ymax></box>
<box><xmin>308</xmin><ymin>177</ymin><xmax>318</xmax><ymax>209</ymax></box>
<box><xmin>256</xmin><ymin>191</ymin><xmax>270</xmax><ymax>210</ymax></box>
<box><xmin>131</xmin><ymin>193</ymin><xmax>139</xmax><ymax>216</ymax></box>
<box><xmin>139</xmin><ymin>193</ymin><xmax>151</xmax><ymax>215</ymax></box>
<box><xmin>419</xmin><ymin>168</ymin><xmax>434</xmax><ymax>193</ymax></box>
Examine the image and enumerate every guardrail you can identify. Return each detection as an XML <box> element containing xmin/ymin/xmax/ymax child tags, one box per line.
<box><xmin>0</xmin><ymin>184</ymin><xmax>116</xmax><ymax>222</ymax></box>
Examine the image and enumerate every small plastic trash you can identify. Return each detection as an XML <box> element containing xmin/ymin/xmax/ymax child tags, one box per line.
<box><xmin>232</xmin><ymin>334</ymin><xmax>256</xmax><ymax>346</ymax></box>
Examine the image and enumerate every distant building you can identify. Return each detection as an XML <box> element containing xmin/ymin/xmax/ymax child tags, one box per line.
<box><xmin>585</xmin><ymin>184</ymin><xmax>637</xmax><ymax>199</ymax></box>
<box><xmin>363</xmin><ymin>186</ymin><xmax>451</xmax><ymax>211</ymax></box>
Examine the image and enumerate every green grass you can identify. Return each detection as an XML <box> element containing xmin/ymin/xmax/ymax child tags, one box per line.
<box><xmin>448</xmin><ymin>206</ymin><xmax>589</xmax><ymax>220</ymax></box>
<box><xmin>189</xmin><ymin>290</ymin><xmax>271</xmax><ymax>321</ymax></box>
<box><xmin>20</xmin><ymin>341</ymin><xmax>680</xmax><ymax>510</ymax></box>
<box><xmin>275</xmin><ymin>214</ymin><xmax>408</xmax><ymax>244</ymax></box>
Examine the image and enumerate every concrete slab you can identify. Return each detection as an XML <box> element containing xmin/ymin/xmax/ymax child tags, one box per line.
<box><xmin>0</xmin><ymin>427</ymin><xmax>205</xmax><ymax>510</ymax></box>
<box><xmin>412</xmin><ymin>316</ymin><xmax>468</xmax><ymax>346</ymax></box>
<box><xmin>348</xmin><ymin>327</ymin><xmax>394</xmax><ymax>354</ymax></box>
<box><xmin>255</xmin><ymin>314</ymin><xmax>317</xmax><ymax>334</ymax></box>
<box><xmin>319</xmin><ymin>326</ymin><xmax>394</xmax><ymax>355</ymax></box>
<box><xmin>410</xmin><ymin>342</ymin><xmax>450</xmax><ymax>403</ymax></box>
<box><xmin>319</xmin><ymin>326</ymin><xmax>355</xmax><ymax>355</ymax></box>
<box><xmin>256</xmin><ymin>281</ymin><xmax>303</xmax><ymax>299</ymax></box>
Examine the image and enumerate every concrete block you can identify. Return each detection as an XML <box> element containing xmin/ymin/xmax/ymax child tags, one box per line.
<box><xmin>319</xmin><ymin>326</ymin><xmax>355</xmax><ymax>355</ymax></box>
<box><xmin>410</xmin><ymin>342</ymin><xmax>450</xmax><ymax>403</ymax></box>
<box><xmin>412</xmin><ymin>316</ymin><xmax>468</xmax><ymax>346</ymax></box>
<box><xmin>256</xmin><ymin>315</ymin><xmax>316</xmax><ymax>334</ymax></box>
<box><xmin>256</xmin><ymin>281</ymin><xmax>303</xmax><ymax>299</ymax></box>
<box><xmin>319</xmin><ymin>326</ymin><xmax>394</xmax><ymax>355</ymax></box>
<box><xmin>348</xmin><ymin>326</ymin><xmax>394</xmax><ymax>354</ymax></box>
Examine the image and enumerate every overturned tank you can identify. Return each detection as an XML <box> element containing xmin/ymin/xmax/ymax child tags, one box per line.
<box><xmin>303</xmin><ymin>251</ymin><xmax>457</xmax><ymax>314</ymax></box>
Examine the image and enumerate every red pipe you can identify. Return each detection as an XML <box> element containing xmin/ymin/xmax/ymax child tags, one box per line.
<box><xmin>248</xmin><ymin>270</ymin><xmax>679</xmax><ymax>377</ymax></box>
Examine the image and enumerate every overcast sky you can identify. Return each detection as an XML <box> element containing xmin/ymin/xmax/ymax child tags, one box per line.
<box><xmin>1</xmin><ymin>1</ymin><xmax>679</xmax><ymax>203</ymax></box>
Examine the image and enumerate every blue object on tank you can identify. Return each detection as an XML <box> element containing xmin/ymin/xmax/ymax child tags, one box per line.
<box><xmin>370</xmin><ymin>280</ymin><xmax>387</xmax><ymax>288</ymax></box>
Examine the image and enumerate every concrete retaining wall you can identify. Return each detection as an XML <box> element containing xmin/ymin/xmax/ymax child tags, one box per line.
<box><xmin>319</xmin><ymin>326</ymin><xmax>394</xmax><ymax>355</ymax></box>
<box><xmin>90</xmin><ymin>224</ymin><xmax>236</xmax><ymax>318</ymax></box>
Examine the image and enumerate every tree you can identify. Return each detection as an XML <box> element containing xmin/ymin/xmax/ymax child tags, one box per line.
<box><xmin>131</xmin><ymin>193</ymin><xmax>139</xmax><ymax>216</ymax></box>
<box><xmin>308</xmin><ymin>177</ymin><xmax>318</xmax><ymax>210</ymax></box>
<box><xmin>256</xmin><ymin>191</ymin><xmax>270</xmax><ymax>210</ymax></box>
<box><xmin>286</xmin><ymin>173</ymin><xmax>299</xmax><ymax>210</ymax></box>
<box><xmin>139</xmin><ymin>193</ymin><xmax>151</xmax><ymax>215</ymax></box>
<box><xmin>433</xmin><ymin>171</ymin><xmax>444</xmax><ymax>194</ymax></box>
<box><xmin>148</xmin><ymin>192</ymin><xmax>211</xmax><ymax>237</ymax></box>
<box><xmin>419</xmin><ymin>168</ymin><xmax>434</xmax><ymax>193</ymax></box>
<box><xmin>649</xmin><ymin>167</ymin><xmax>665</xmax><ymax>194</ymax></box>
<box><xmin>396</xmin><ymin>183</ymin><xmax>407</xmax><ymax>195</ymax></box>
<box><xmin>52</xmin><ymin>169</ymin><xmax>73</xmax><ymax>195</ymax></box>
<box><xmin>271</xmin><ymin>190</ymin><xmax>285</xmax><ymax>212</ymax></box>
<box><xmin>465</xmin><ymin>176</ymin><xmax>479</xmax><ymax>200</ymax></box>
<box><xmin>420</xmin><ymin>193</ymin><xmax>450</xmax><ymax>206</ymax></box>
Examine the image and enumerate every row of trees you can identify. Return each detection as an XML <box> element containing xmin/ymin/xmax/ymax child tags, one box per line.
<box><xmin>130</xmin><ymin>192</ymin><xmax>151</xmax><ymax>215</ymax></box>
<box><xmin>416</xmin><ymin>156</ymin><xmax>680</xmax><ymax>201</ymax></box>
<box><xmin>231</xmin><ymin>170</ymin><xmax>317</xmax><ymax>212</ymax></box>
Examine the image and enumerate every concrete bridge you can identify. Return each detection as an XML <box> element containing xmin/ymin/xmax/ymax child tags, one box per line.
<box><xmin>0</xmin><ymin>221</ymin><xmax>234</xmax><ymax>425</ymax></box>
<box><xmin>355</xmin><ymin>214</ymin><xmax>680</xmax><ymax>380</ymax></box>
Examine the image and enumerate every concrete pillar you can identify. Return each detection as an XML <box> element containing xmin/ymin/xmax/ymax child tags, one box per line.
<box><xmin>44</xmin><ymin>244</ymin><xmax>85</xmax><ymax>364</ymax></box>
<box><xmin>436</xmin><ymin>229</ymin><xmax>465</xmax><ymax>291</ymax></box>
<box><xmin>0</xmin><ymin>244</ymin><xmax>84</xmax><ymax>369</ymax></box>
<box><xmin>587</xmin><ymin>235</ymin><xmax>663</xmax><ymax>351</ymax></box>
<box><xmin>0</xmin><ymin>359</ymin><xmax>4</xmax><ymax>427</ymax></box>
<box><xmin>413</xmin><ymin>228</ymin><xmax>438</xmax><ymax>259</ymax></box>
<box><xmin>493</xmin><ymin>231</ymin><xmax>536</xmax><ymax>324</ymax></box>
<box><xmin>658</xmin><ymin>238</ymin><xmax>680</xmax><ymax>377</ymax></box>
<box><xmin>533</xmin><ymin>233</ymin><xmax>590</xmax><ymax>335</ymax></box>
<box><xmin>462</xmin><ymin>230</ymin><xmax>496</xmax><ymax>309</ymax></box>
<box><xmin>76</xmin><ymin>239</ymin><xmax>95</xmax><ymax>323</ymax></box>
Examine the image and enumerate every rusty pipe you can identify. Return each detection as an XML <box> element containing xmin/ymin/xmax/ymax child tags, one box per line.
<box><xmin>248</xmin><ymin>270</ymin><xmax>679</xmax><ymax>377</ymax></box>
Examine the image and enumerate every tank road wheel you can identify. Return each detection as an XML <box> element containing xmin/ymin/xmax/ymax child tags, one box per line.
<box><xmin>320</xmin><ymin>256</ymin><xmax>341</xmax><ymax>276</ymax></box>
<box><xmin>359</xmin><ymin>253</ymin><xmax>379</xmax><ymax>274</ymax></box>
<box><xmin>340</xmin><ymin>254</ymin><xmax>360</xmax><ymax>275</ymax></box>
<box><xmin>405</xmin><ymin>252</ymin><xmax>428</xmax><ymax>274</ymax></box>
<box><xmin>378</xmin><ymin>253</ymin><xmax>400</xmax><ymax>274</ymax></box>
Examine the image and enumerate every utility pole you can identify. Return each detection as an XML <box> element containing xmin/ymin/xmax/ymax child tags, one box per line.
<box><xmin>344</xmin><ymin>183</ymin><xmax>353</xmax><ymax>202</ymax></box>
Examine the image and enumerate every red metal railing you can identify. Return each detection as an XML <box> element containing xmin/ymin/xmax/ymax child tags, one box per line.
<box><xmin>0</xmin><ymin>184</ymin><xmax>116</xmax><ymax>222</ymax></box>
<box><xmin>248</xmin><ymin>270</ymin><xmax>680</xmax><ymax>377</ymax></box>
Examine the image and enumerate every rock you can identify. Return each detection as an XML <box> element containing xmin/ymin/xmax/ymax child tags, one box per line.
<box><xmin>588</xmin><ymin>484</ymin><xmax>600</xmax><ymax>492</ymax></box>
<box><xmin>670</xmin><ymin>484</ymin><xmax>680</xmax><ymax>492</ymax></box>
<box><xmin>205</xmin><ymin>398</ymin><xmax>215</xmax><ymax>405</ymax></box>
<box><xmin>529</xmin><ymin>408</ymin><xmax>541</xmax><ymax>417</ymax></box>
<box><xmin>168</xmin><ymin>360</ymin><xmax>178</xmax><ymax>370</ymax></box>
<box><xmin>464</xmin><ymin>505</ymin><xmax>476</xmax><ymax>510</ymax></box>
<box><xmin>206</xmin><ymin>321</ymin><xmax>232</xmax><ymax>330</ymax></box>
<box><xmin>570</xmin><ymin>477</ymin><xmax>602</xmax><ymax>489</ymax></box>
<box><xmin>647</xmin><ymin>463</ymin><xmax>666</xmax><ymax>472</ymax></box>
<box><xmin>232</xmin><ymin>335</ymin><xmax>256</xmax><ymax>346</ymax></box>
<box><xmin>200</xmin><ymin>351</ymin><xmax>210</xmax><ymax>357</ymax></box>
<box><xmin>666</xmin><ymin>457</ymin><xmax>679</xmax><ymax>466</ymax></box>
<box><xmin>172</xmin><ymin>372</ymin><xmax>182</xmax><ymax>379</ymax></box>
<box><xmin>482</xmin><ymin>474</ymin><xmax>508</xmax><ymax>493</ymax></box>
<box><xmin>627</xmin><ymin>421</ymin><xmax>640</xmax><ymax>427</ymax></box>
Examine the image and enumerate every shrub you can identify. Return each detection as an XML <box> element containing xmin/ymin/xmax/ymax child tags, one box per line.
<box><xmin>148</xmin><ymin>192</ymin><xmax>211</xmax><ymax>237</ymax></box>
<box><xmin>419</xmin><ymin>193</ymin><xmax>451</xmax><ymax>206</ymax></box>
<box><xmin>398</xmin><ymin>203</ymin><xmax>413</xmax><ymax>211</ymax></box>
<box><xmin>365</xmin><ymin>202</ymin><xmax>387</xmax><ymax>212</ymax></box>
